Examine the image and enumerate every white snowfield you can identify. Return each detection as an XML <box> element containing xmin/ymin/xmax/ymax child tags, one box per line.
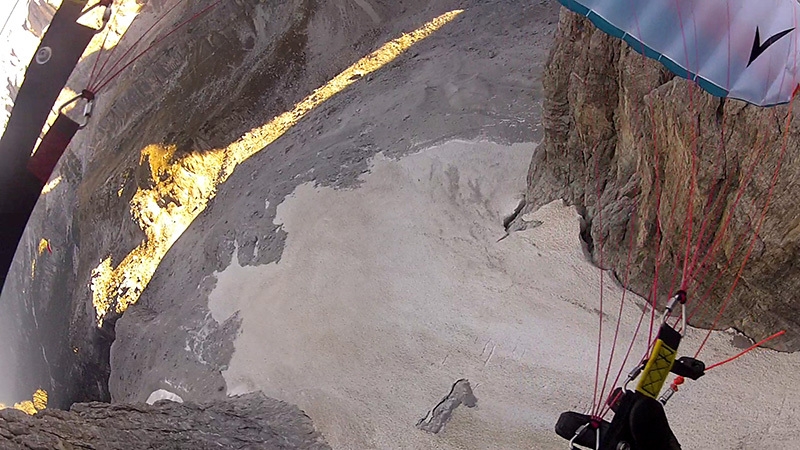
<box><xmin>209</xmin><ymin>140</ymin><xmax>800</xmax><ymax>450</ymax></box>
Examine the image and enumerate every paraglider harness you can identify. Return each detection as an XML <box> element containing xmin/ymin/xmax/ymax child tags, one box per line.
<box><xmin>23</xmin><ymin>0</ymin><xmax>112</xmax><ymax>186</ymax></box>
<box><xmin>555</xmin><ymin>291</ymin><xmax>706</xmax><ymax>450</ymax></box>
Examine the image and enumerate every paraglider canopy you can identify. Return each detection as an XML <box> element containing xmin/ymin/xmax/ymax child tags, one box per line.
<box><xmin>559</xmin><ymin>0</ymin><xmax>800</xmax><ymax>106</ymax></box>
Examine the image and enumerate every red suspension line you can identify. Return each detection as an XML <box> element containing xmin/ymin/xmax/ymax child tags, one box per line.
<box><xmin>685</xmin><ymin>128</ymin><xmax>770</xmax><ymax>324</ymax></box>
<box><xmin>93</xmin><ymin>0</ymin><xmax>222</xmax><ymax>93</ymax></box>
<box><xmin>705</xmin><ymin>330</ymin><xmax>786</xmax><ymax>371</ymax></box>
<box><xmin>591</xmin><ymin>142</ymin><xmax>606</xmax><ymax>418</ymax></box>
<box><xmin>90</xmin><ymin>0</ymin><xmax>187</xmax><ymax>92</ymax></box>
<box><xmin>695</xmin><ymin>95</ymin><xmax>795</xmax><ymax>357</ymax></box>
<box><xmin>596</xmin><ymin>199</ymin><xmax>639</xmax><ymax>415</ymax></box>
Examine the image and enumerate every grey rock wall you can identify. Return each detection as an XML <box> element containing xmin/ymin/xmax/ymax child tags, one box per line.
<box><xmin>524</xmin><ymin>8</ymin><xmax>800</xmax><ymax>350</ymax></box>
<box><xmin>0</xmin><ymin>393</ymin><xmax>330</xmax><ymax>449</ymax></box>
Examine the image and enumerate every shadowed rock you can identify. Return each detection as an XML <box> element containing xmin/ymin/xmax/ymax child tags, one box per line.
<box><xmin>0</xmin><ymin>392</ymin><xmax>330</xmax><ymax>450</ymax></box>
<box><xmin>416</xmin><ymin>379</ymin><xmax>477</xmax><ymax>434</ymax></box>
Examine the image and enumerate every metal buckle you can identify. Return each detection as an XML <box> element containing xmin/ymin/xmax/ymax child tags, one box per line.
<box><xmin>80</xmin><ymin>0</ymin><xmax>113</xmax><ymax>31</ymax></box>
<box><xmin>58</xmin><ymin>90</ymin><xmax>95</xmax><ymax>129</ymax></box>
<box><xmin>568</xmin><ymin>419</ymin><xmax>601</xmax><ymax>450</ymax></box>
<box><xmin>568</xmin><ymin>422</ymin><xmax>590</xmax><ymax>449</ymax></box>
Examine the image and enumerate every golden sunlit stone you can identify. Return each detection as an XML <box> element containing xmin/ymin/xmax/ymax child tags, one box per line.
<box><xmin>38</xmin><ymin>238</ymin><xmax>49</xmax><ymax>255</ymax></box>
<box><xmin>32</xmin><ymin>389</ymin><xmax>48</xmax><ymax>411</ymax></box>
<box><xmin>92</xmin><ymin>146</ymin><xmax>227</xmax><ymax>323</ymax></box>
<box><xmin>41</xmin><ymin>175</ymin><xmax>62</xmax><ymax>194</ymax></box>
<box><xmin>12</xmin><ymin>400</ymin><xmax>37</xmax><ymax>415</ymax></box>
<box><xmin>0</xmin><ymin>389</ymin><xmax>48</xmax><ymax>415</ymax></box>
<box><xmin>90</xmin><ymin>10</ymin><xmax>463</xmax><ymax>325</ymax></box>
<box><xmin>33</xmin><ymin>239</ymin><xmax>51</xmax><ymax>278</ymax></box>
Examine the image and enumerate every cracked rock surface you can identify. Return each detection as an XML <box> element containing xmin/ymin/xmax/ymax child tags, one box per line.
<box><xmin>416</xmin><ymin>379</ymin><xmax>477</xmax><ymax>434</ymax></box>
<box><xmin>0</xmin><ymin>392</ymin><xmax>330</xmax><ymax>450</ymax></box>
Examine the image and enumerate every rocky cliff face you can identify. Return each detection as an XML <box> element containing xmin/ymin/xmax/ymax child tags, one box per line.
<box><xmin>525</xmin><ymin>8</ymin><xmax>800</xmax><ymax>350</ymax></box>
<box><xmin>0</xmin><ymin>393</ymin><xmax>330</xmax><ymax>449</ymax></box>
<box><xmin>1</xmin><ymin>0</ymin><xmax>556</xmax><ymax>410</ymax></box>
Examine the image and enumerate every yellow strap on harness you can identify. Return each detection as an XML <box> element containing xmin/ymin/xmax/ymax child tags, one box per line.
<box><xmin>635</xmin><ymin>338</ymin><xmax>678</xmax><ymax>398</ymax></box>
<box><xmin>635</xmin><ymin>323</ymin><xmax>682</xmax><ymax>399</ymax></box>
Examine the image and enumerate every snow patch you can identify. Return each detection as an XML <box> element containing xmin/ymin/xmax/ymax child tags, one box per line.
<box><xmin>146</xmin><ymin>389</ymin><xmax>183</xmax><ymax>405</ymax></box>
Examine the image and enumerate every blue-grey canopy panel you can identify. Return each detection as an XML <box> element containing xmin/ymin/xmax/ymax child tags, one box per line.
<box><xmin>558</xmin><ymin>0</ymin><xmax>800</xmax><ymax>106</ymax></box>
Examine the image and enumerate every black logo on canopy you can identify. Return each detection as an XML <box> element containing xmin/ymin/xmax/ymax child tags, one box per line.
<box><xmin>748</xmin><ymin>27</ymin><xmax>794</xmax><ymax>67</ymax></box>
